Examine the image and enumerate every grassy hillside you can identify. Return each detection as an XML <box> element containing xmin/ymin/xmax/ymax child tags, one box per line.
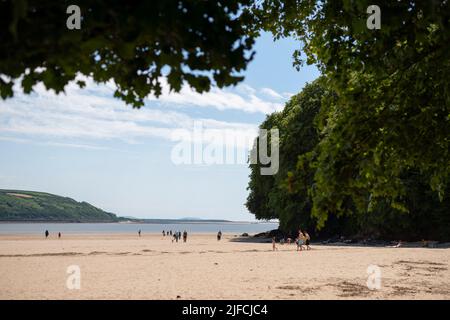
<box><xmin>0</xmin><ymin>189</ymin><xmax>118</xmax><ymax>222</ymax></box>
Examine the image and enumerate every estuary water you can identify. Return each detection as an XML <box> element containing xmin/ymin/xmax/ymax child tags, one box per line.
<box><xmin>0</xmin><ymin>222</ymin><xmax>279</xmax><ymax>235</ymax></box>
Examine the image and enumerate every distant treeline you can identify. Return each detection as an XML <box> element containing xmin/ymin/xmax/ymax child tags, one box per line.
<box><xmin>0</xmin><ymin>190</ymin><xmax>118</xmax><ymax>222</ymax></box>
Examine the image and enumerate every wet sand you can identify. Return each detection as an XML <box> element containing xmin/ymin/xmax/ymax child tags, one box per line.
<box><xmin>0</xmin><ymin>233</ymin><xmax>449</xmax><ymax>299</ymax></box>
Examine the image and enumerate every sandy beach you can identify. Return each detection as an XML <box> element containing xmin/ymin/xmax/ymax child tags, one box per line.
<box><xmin>0</xmin><ymin>233</ymin><xmax>449</xmax><ymax>300</ymax></box>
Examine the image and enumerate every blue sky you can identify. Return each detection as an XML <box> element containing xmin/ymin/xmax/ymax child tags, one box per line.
<box><xmin>0</xmin><ymin>32</ymin><xmax>319</xmax><ymax>221</ymax></box>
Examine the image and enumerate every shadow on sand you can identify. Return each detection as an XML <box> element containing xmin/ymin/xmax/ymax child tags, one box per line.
<box><xmin>228</xmin><ymin>236</ymin><xmax>271</xmax><ymax>243</ymax></box>
<box><xmin>229</xmin><ymin>236</ymin><xmax>450</xmax><ymax>249</ymax></box>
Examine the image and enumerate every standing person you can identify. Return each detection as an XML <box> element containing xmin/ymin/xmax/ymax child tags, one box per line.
<box><xmin>58</xmin><ymin>232</ymin><xmax>61</xmax><ymax>239</ymax></box>
<box><xmin>163</xmin><ymin>230</ymin><xmax>165</xmax><ymax>237</ymax></box>
<box><xmin>217</xmin><ymin>230</ymin><xmax>222</xmax><ymax>241</ymax></box>
<box><xmin>183</xmin><ymin>230</ymin><xmax>187</xmax><ymax>242</ymax></box>
<box><xmin>297</xmin><ymin>230</ymin><xmax>305</xmax><ymax>251</ymax></box>
<box><xmin>138</xmin><ymin>230</ymin><xmax>141</xmax><ymax>237</ymax></box>
<box><xmin>170</xmin><ymin>230</ymin><xmax>172</xmax><ymax>236</ymax></box>
<box><xmin>272</xmin><ymin>237</ymin><xmax>278</xmax><ymax>251</ymax></box>
<box><xmin>304</xmin><ymin>231</ymin><xmax>311</xmax><ymax>250</ymax></box>
<box><xmin>45</xmin><ymin>230</ymin><xmax>49</xmax><ymax>239</ymax></box>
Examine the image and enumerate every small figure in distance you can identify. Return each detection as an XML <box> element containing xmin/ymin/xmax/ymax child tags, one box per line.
<box><xmin>183</xmin><ymin>230</ymin><xmax>187</xmax><ymax>243</ymax></box>
<box><xmin>297</xmin><ymin>229</ymin><xmax>305</xmax><ymax>251</ymax></box>
<box><xmin>58</xmin><ymin>232</ymin><xmax>61</xmax><ymax>239</ymax></box>
<box><xmin>45</xmin><ymin>230</ymin><xmax>49</xmax><ymax>239</ymax></box>
<box><xmin>272</xmin><ymin>237</ymin><xmax>278</xmax><ymax>251</ymax></box>
<box><xmin>162</xmin><ymin>230</ymin><xmax>165</xmax><ymax>237</ymax></box>
<box><xmin>304</xmin><ymin>231</ymin><xmax>311</xmax><ymax>250</ymax></box>
<box><xmin>138</xmin><ymin>230</ymin><xmax>141</xmax><ymax>237</ymax></box>
<box><xmin>217</xmin><ymin>230</ymin><xmax>222</xmax><ymax>241</ymax></box>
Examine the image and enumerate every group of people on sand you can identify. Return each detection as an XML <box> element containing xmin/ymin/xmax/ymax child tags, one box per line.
<box><xmin>272</xmin><ymin>229</ymin><xmax>311</xmax><ymax>251</ymax></box>
<box><xmin>44</xmin><ymin>227</ymin><xmax>309</xmax><ymax>251</ymax></box>
<box><xmin>296</xmin><ymin>230</ymin><xmax>311</xmax><ymax>251</ymax></box>
<box><xmin>162</xmin><ymin>230</ymin><xmax>188</xmax><ymax>243</ymax></box>
<box><xmin>44</xmin><ymin>230</ymin><xmax>62</xmax><ymax>239</ymax></box>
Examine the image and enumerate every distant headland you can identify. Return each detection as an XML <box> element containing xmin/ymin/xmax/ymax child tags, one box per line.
<box><xmin>0</xmin><ymin>189</ymin><xmax>236</xmax><ymax>223</ymax></box>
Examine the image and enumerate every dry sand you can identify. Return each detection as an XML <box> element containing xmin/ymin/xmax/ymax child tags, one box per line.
<box><xmin>0</xmin><ymin>233</ymin><xmax>449</xmax><ymax>299</ymax></box>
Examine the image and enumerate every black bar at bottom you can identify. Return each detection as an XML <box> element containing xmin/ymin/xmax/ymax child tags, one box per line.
<box><xmin>0</xmin><ymin>300</ymin><xmax>447</xmax><ymax>318</ymax></box>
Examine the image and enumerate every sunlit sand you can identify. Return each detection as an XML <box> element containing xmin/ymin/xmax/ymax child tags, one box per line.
<box><xmin>0</xmin><ymin>233</ymin><xmax>449</xmax><ymax>299</ymax></box>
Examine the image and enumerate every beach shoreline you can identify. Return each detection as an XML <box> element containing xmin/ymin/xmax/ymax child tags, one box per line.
<box><xmin>1</xmin><ymin>233</ymin><xmax>449</xmax><ymax>300</ymax></box>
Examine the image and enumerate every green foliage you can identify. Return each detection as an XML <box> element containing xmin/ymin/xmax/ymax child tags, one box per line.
<box><xmin>357</xmin><ymin>171</ymin><xmax>450</xmax><ymax>241</ymax></box>
<box><xmin>0</xmin><ymin>189</ymin><xmax>118</xmax><ymax>222</ymax></box>
<box><xmin>0</xmin><ymin>0</ymin><xmax>255</xmax><ymax>107</ymax></box>
<box><xmin>248</xmin><ymin>0</ymin><xmax>450</xmax><ymax>224</ymax></box>
<box><xmin>246</xmin><ymin>79</ymin><xmax>343</xmax><ymax>235</ymax></box>
<box><xmin>246</xmin><ymin>79</ymin><xmax>450</xmax><ymax>240</ymax></box>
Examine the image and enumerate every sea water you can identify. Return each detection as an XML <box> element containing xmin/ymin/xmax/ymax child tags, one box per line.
<box><xmin>0</xmin><ymin>222</ymin><xmax>279</xmax><ymax>235</ymax></box>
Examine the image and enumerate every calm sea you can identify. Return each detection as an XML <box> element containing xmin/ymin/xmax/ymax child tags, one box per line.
<box><xmin>0</xmin><ymin>222</ymin><xmax>279</xmax><ymax>235</ymax></box>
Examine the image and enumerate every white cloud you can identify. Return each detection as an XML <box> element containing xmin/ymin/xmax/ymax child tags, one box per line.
<box><xmin>0</xmin><ymin>79</ymin><xmax>283</xmax><ymax>150</ymax></box>
<box><xmin>0</xmin><ymin>135</ymin><xmax>113</xmax><ymax>151</ymax></box>
<box><xmin>147</xmin><ymin>78</ymin><xmax>284</xmax><ymax>114</ymax></box>
<box><xmin>0</xmin><ymin>78</ymin><xmax>286</xmax><ymax>148</ymax></box>
<box><xmin>39</xmin><ymin>142</ymin><xmax>111</xmax><ymax>151</ymax></box>
<box><xmin>260</xmin><ymin>87</ymin><xmax>284</xmax><ymax>99</ymax></box>
<box><xmin>0</xmin><ymin>136</ymin><xmax>30</xmax><ymax>144</ymax></box>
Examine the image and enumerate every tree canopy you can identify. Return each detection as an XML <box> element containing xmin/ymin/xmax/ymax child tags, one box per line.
<box><xmin>246</xmin><ymin>79</ymin><xmax>450</xmax><ymax>241</ymax></box>
<box><xmin>1</xmin><ymin>0</ymin><xmax>255</xmax><ymax>106</ymax></box>
<box><xmin>248</xmin><ymin>0</ymin><xmax>450</xmax><ymax>227</ymax></box>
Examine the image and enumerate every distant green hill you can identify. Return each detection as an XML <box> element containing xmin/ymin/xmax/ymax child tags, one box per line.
<box><xmin>0</xmin><ymin>189</ymin><xmax>118</xmax><ymax>222</ymax></box>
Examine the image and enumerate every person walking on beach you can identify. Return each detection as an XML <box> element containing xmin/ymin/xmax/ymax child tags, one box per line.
<box><xmin>45</xmin><ymin>230</ymin><xmax>49</xmax><ymax>239</ymax></box>
<box><xmin>183</xmin><ymin>230</ymin><xmax>187</xmax><ymax>242</ymax></box>
<box><xmin>138</xmin><ymin>230</ymin><xmax>141</xmax><ymax>237</ymax></box>
<box><xmin>58</xmin><ymin>232</ymin><xmax>61</xmax><ymax>239</ymax></box>
<box><xmin>217</xmin><ymin>230</ymin><xmax>222</xmax><ymax>241</ymax></box>
<box><xmin>297</xmin><ymin>230</ymin><xmax>305</xmax><ymax>251</ymax></box>
<box><xmin>163</xmin><ymin>230</ymin><xmax>165</xmax><ymax>237</ymax></box>
<box><xmin>272</xmin><ymin>237</ymin><xmax>278</xmax><ymax>251</ymax></box>
<box><xmin>170</xmin><ymin>230</ymin><xmax>172</xmax><ymax>236</ymax></box>
<box><xmin>304</xmin><ymin>231</ymin><xmax>311</xmax><ymax>250</ymax></box>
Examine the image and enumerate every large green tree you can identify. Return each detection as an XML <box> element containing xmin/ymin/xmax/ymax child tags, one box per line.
<box><xmin>247</xmin><ymin>79</ymin><xmax>450</xmax><ymax>241</ymax></box>
<box><xmin>246</xmin><ymin>79</ymin><xmax>354</xmax><ymax>236</ymax></box>
<box><xmin>1</xmin><ymin>0</ymin><xmax>255</xmax><ymax>106</ymax></box>
<box><xmin>248</xmin><ymin>0</ymin><xmax>450</xmax><ymax>226</ymax></box>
